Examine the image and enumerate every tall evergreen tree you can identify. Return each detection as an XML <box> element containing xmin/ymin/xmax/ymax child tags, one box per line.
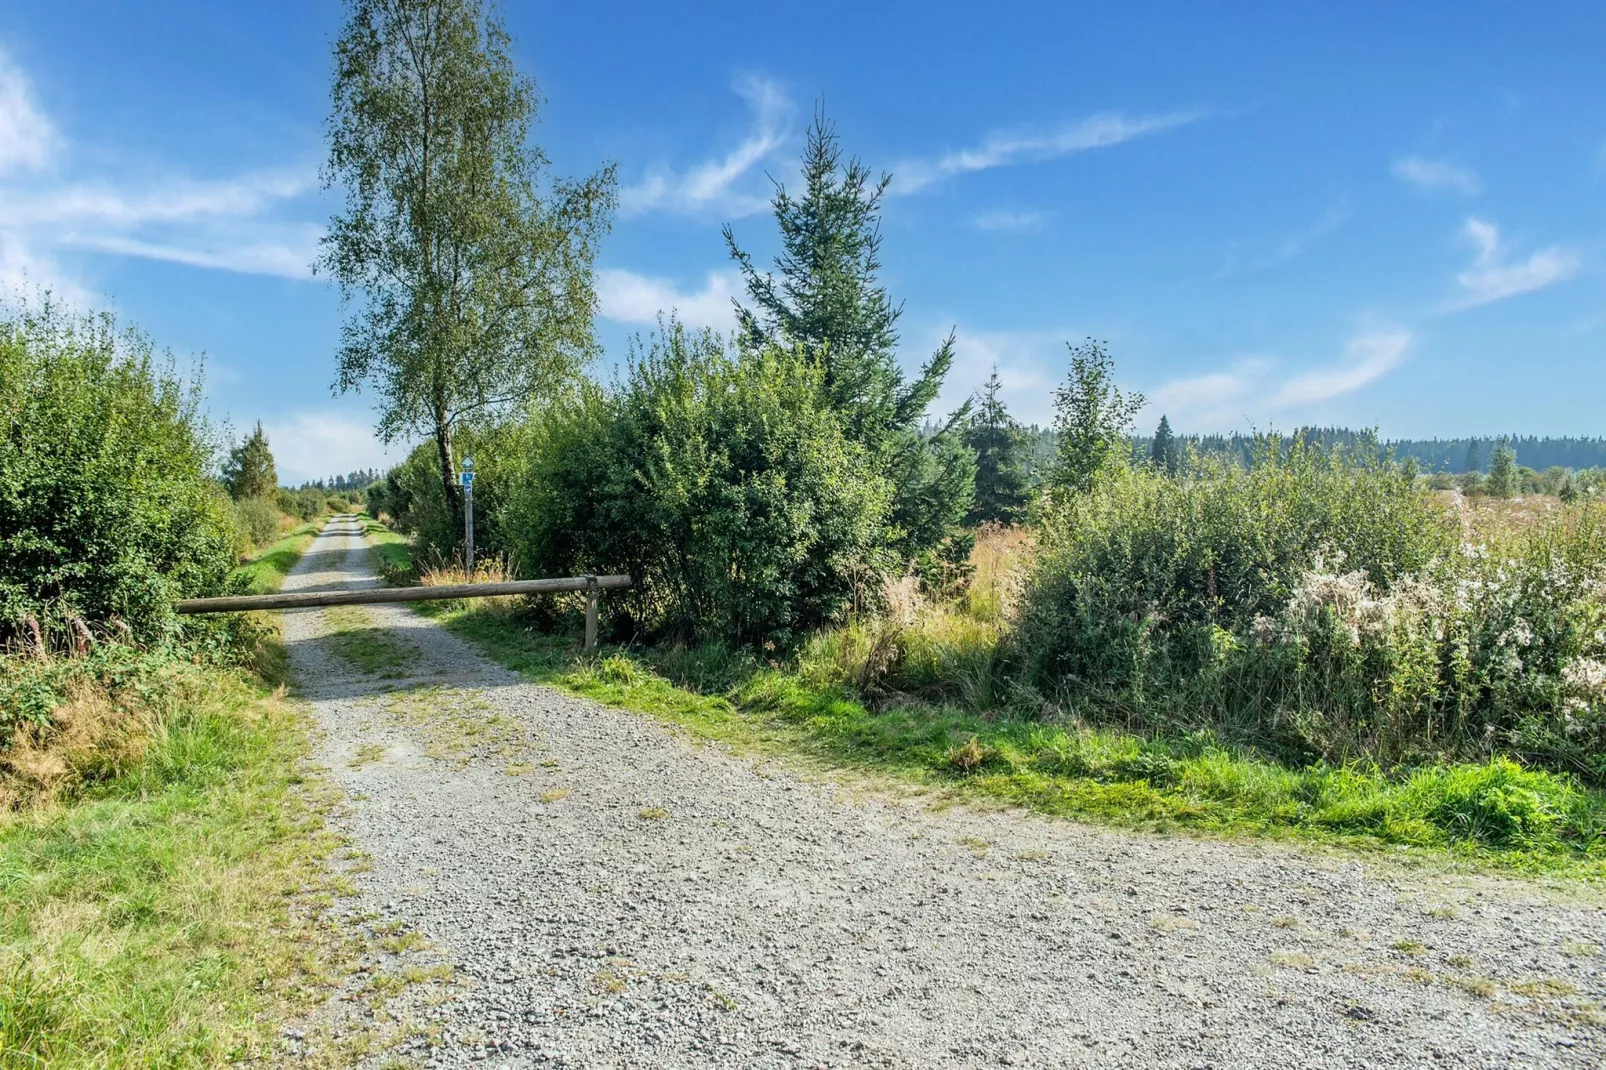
<box><xmin>321</xmin><ymin>0</ymin><xmax>615</xmax><ymax>538</ymax></box>
<box><xmin>1464</xmin><ymin>439</ymin><xmax>1485</xmax><ymax>474</ymax></box>
<box><xmin>1150</xmin><ymin>414</ymin><xmax>1178</xmax><ymax>474</ymax></box>
<box><xmin>724</xmin><ymin>107</ymin><xmax>973</xmax><ymax>558</ymax></box>
<box><xmin>222</xmin><ymin>421</ymin><xmax>278</xmax><ymax>501</ymax></box>
<box><xmin>1487</xmin><ymin>440</ymin><xmax>1518</xmax><ymax>498</ymax></box>
<box><xmin>962</xmin><ymin>366</ymin><xmax>1030</xmax><ymax>525</ymax></box>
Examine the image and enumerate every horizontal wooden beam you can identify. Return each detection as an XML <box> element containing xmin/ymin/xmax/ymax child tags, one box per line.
<box><xmin>175</xmin><ymin>574</ymin><xmax>632</xmax><ymax>615</ymax></box>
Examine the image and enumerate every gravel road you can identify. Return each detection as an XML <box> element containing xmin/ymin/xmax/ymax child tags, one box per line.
<box><xmin>282</xmin><ymin>516</ymin><xmax>1605</xmax><ymax>1069</ymax></box>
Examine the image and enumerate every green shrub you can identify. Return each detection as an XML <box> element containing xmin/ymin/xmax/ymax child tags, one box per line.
<box><xmin>505</xmin><ymin>322</ymin><xmax>894</xmax><ymax>646</ymax></box>
<box><xmin>0</xmin><ymin>301</ymin><xmax>238</xmax><ymax>647</ymax></box>
<box><xmin>232</xmin><ymin>498</ymin><xmax>281</xmax><ymax>550</ymax></box>
<box><xmin>1014</xmin><ymin>440</ymin><xmax>1606</xmax><ymax>778</ymax></box>
<box><xmin>378</xmin><ymin>423</ymin><xmax>522</xmax><ymax>566</ymax></box>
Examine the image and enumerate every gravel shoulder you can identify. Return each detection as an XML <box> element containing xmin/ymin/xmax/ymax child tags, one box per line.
<box><xmin>282</xmin><ymin>516</ymin><xmax>1606</xmax><ymax>1069</ymax></box>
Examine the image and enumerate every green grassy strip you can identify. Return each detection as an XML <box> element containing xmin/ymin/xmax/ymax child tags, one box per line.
<box><xmin>229</xmin><ymin>520</ymin><xmax>319</xmax><ymax>595</ymax></box>
<box><xmin>325</xmin><ymin>604</ymin><xmax>414</xmax><ymax>679</ymax></box>
<box><xmin>432</xmin><ymin>606</ymin><xmax>1606</xmax><ymax>879</ymax></box>
<box><xmin>357</xmin><ymin>513</ymin><xmax>415</xmax><ymax>586</ymax></box>
<box><xmin>0</xmin><ymin>663</ymin><xmax>341</xmax><ymax>1067</ymax></box>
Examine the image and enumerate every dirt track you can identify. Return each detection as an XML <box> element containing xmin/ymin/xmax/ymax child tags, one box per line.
<box><xmin>283</xmin><ymin>516</ymin><xmax>1606</xmax><ymax>1069</ymax></box>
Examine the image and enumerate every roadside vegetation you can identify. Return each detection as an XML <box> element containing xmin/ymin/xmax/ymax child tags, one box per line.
<box><xmin>0</xmin><ymin>299</ymin><xmax>351</xmax><ymax>1065</ymax></box>
<box><xmin>407</xmin><ymin>522</ymin><xmax>1606</xmax><ymax>877</ymax></box>
<box><xmin>5</xmin><ymin>0</ymin><xmax>1605</xmax><ymax>1060</ymax></box>
<box><xmin>351</xmin><ymin>17</ymin><xmax>1606</xmax><ymax>876</ymax></box>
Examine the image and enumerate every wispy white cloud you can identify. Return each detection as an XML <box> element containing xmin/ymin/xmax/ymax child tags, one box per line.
<box><xmin>1147</xmin><ymin>329</ymin><xmax>1410</xmax><ymax>429</ymax></box>
<box><xmin>937</xmin><ymin>326</ymin><xmax>1069</xmax><ymax>426</ymax></box>
<box><xmin>261</xmin><ymin>410</ymin><xmax>401</xmax><ymax>486</ymax></box>
<box><xmin>971</xmin><ymin>208</ymin><xmax>1048</xmax><ymax>233</ymax></box>
<box><xmin>1147</xmin><ymin>357</ymin><xmax>1273</xmax><ymax>420</ymax></box>
<box><xmin>1392</xmin><ymin>156</ymin><xmax>1482</xmax><ymax>197</ymax></box>
<box><xmin>595</xmin><ymin>267</ymin><xmax>739</xmax><ymax>331</ymax></box>
<box><xmin>0</xmin><ymin>50</ymin><xmax>56</xmax><ymax>174</ymax></box>
<box><xmin>1451</xmin><ymin>217</ymin><xmax>1579</xmax><ymax>309</ymax></box>
<box><xmin>0</xmin><ymin>52</ymin><xmax>319</xmax><ymax>291</ymax></box>
<box><xmin>0</xmin><ymin>231</ymin><xmax>94</xmax><ymax>307</ymax></box>
<box><xmin>895</xmin><ymin>109</ymin><xmax>1202</xmax><ymax>195</ymax></box>
<box><xmin>1268</xmin><ymin>329</ymin><xmax>1410</xmax><ymax>407</ymax></box>
<box><xmin>2</xmin><ymin>171</ymin><xmax>313</xmax><ymax>228</ymax></box>
<box><xmin>63</xmin><ymin>224</ymin><xmax>321</xmax><ymax>280</ymax></box>
<box><xmin>619</xmin><ymin>77</ymin><xmax>792</xmax><ymax>218</ymax></box>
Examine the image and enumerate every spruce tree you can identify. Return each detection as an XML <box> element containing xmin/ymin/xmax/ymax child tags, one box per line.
<box><xmin>1150</xmin><ymin>414</ymin><xmax>1178</xmax><ymax>475</ymax></box>
<box><xmin>962</xmin><ymin>366</ymin><xmax>1030</xmax><ymax>525</ymax></box>
<box><xmin>725</xmin><ymin>107</ymin><xmax>973</xmax><ymax>557</ymax></box>
<box><xmin>223</xmin><ymin>421</ymin><xmax>278</xmax><ymax>501</ymax></box>
<box><xmin>1487</xmin><ymin>440</ymin><xmax>1518</xmax><ymax>498</ymax></box>
<box><xmin>1464</xmin><ymin>439</ymin><xmax>1485</xmax><ymax>474</ymax></box>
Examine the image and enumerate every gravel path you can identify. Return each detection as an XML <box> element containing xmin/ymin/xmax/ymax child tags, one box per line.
<box><xmin>283</xmin><ymin>516</ymin><xmax>1605</xmax><ymax>1069</ymax></box>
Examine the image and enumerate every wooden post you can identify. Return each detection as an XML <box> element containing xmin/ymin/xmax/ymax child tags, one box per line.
<box><xmin>584</xmin><ymin>574</ymin><xmax>599</xmax><ymax>650</ymax></box>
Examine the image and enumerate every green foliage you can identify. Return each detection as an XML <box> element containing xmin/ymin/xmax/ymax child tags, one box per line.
<box><xmin>322</xmin><ymin>0</ymin><xmax>615</xmax><ymax>532</ymax></box>
<box><xmin>962</xmin><ymin>366</ymin><xmax>1031</xmax><ymax>525</ymax></box>
<box><xmin>0</xmin><ymin>650</ymin><xmax>332</xmax><ymax>1066</ymax></box>
<box><xmin>0</xmin><ymin>301</ymin><xmax>238</xmax><ymax>647</ymax></box>
<box><xmin>276</xmin><ymin>487</ymin><xmax>327</xmax><ymax>521</ymax></box>
<box><xmin>434</xmin><ymin>605</ymin><xmax>1605</xmax><ymax>871</ymax></box>
<box><xmin>724</xmin><ymin>108</ymin><xmax>972</xmax><ymax>558</ymax></box>
<box><xmin>1047</xmin><ymin>339</ymin><xmax>1144</xmax><ymax>499</ymax></box>
<box><xmin>378</xmin><ymin>422</ymin><xmax>521</xmax><ymax>566</ymax></box>
<box><xmin>1487</xmin><ymin>440</ymin><xmax>1518</xmax><ymax>498</ymax></box>
<box><xmin>228</xmin><ymin>521</ymin><xmax>318</xmax><ymax>596</ymax></box>
<box><xmin>505</xmin><ymin>322</ymin><xmax>894</xmax><ymax>646</ymax></box>
<box><xmin>221</xmin><ymin>421</ymin><xmax>277</xmax><ymax>501</ymax></box>
<box><xmin>1017</xmin><ymin>445</ymin><xmax>1606</xmax><ymax>777</ymax></box>
<box><xmin>232</xmin><ymin>498</ymin><xmax>281</xmax><ymax>550</ymax></box>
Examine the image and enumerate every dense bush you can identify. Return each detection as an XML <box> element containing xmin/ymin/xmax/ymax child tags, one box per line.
<box><xmin>379</xmin><ymin>422</ymin><xmax>522</xmax><ymax>567</ymax></box>
<box><xmin>1014</xmin><ymin>443</ymin><xmax>1606</xmax><ymax>777</ymax></box>
<box><xmin>0</xmin><ymin>303</ymin><xmax>237</xmax><ymax>647</ymax></box>
<box><xmin>232</xmin><ymin>498</ymin><xmax>281</xmax><ymax>550</ymax></box>
<box><xmin>505</xmin><ymin>324</ymin><xmax>894</xmax><ymax>646</ymax></box>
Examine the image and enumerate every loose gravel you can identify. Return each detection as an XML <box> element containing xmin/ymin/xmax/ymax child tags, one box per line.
<box><xmin>282</xmin><ymin>516</ymin><xmax>1605</xmax><ymax>1069</ymax></box>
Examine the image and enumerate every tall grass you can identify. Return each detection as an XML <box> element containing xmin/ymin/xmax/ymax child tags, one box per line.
<box><xmin>0</xmin><ymin>649</ymin><xmax>336</xmax><ymax>1066</ymax></box>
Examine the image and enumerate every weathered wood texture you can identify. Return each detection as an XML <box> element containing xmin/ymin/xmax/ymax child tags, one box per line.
<box><xmin>176</xmin><ymin>574</ymin><xmax>632</xmax><ymax>615</ymax></box>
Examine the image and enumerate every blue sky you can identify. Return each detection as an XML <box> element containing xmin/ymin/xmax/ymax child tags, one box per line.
<box><xmin>1</xmin><ymin>1</ymin><xmax>1602</xmax><ymax>482</ymax></box>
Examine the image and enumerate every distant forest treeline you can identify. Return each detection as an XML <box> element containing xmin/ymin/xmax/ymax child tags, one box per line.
<box><xmin>297</xmin><ymin>468</ymin><xmax>382</xmax><ymax>492</ymax></box>
<box><xmin>1001</xmin><ymin>425</ymin><xmax>1606</xmax><ymax>475</ymax></box>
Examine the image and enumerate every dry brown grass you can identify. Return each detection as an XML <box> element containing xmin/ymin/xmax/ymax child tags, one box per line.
<box><xmin>417</xmin><ymin>558</ymin><xmax>523</xmax><ymax>615</ymax></box>
<box><xmin>1437</xmin><ymin>490</ymin><xmax>1566</xmax><ymax>538</ymax></box>
<box><xmin>1</xmin><ymin>667</ymin><xmax>159</xmax><ymax>809</ymax></box>
<box><xmin>964</xmin><ymin>522</ymin><xmax>1036</xmax><ymax>622</ymax></box>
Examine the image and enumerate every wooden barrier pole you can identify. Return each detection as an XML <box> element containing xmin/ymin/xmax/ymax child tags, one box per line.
<box><xmin>175</xmin><ymin>574</ymin><xmax>632</xmax><ymax>615</ymax></box>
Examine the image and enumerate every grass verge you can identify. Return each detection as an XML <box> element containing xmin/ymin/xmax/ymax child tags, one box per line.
<box><xmin>0</xmin><ymin>652</ymin><xmax>342</xmax><ymax>1067</ymax></box>
<box><xmin>358</xmin><ymin>513</ymin><xmax>415</xmax><ymax>586</ymax></box>
<box><xmin>426</xmin><ymin>603</ymin><xmax>1606</xmax><ymax>879</ymax></box>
